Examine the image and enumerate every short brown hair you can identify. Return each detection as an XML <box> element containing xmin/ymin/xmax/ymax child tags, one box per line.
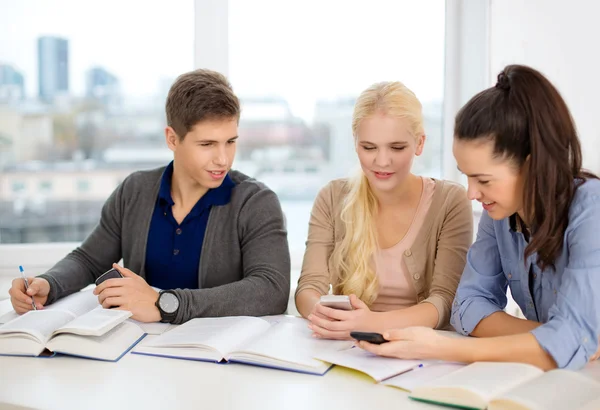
<box><xmin>166</xmin><ymin>69</ymin><xmax>240</xmax><ymax>138</ymax></box>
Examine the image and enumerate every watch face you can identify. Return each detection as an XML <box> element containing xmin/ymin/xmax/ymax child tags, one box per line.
<box><xmin>159</xmin><ymin>292</ymin><xmax>179</xmax><ymax>314</ymax></box>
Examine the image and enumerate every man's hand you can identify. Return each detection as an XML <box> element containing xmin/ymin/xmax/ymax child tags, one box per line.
<box><xmin>9</xmin><ymin>277</ymin><xmax>50</xmax><ymax>313</ymax></box>
<box><xmin>94</xmin><ymin>263</ymin><xmax>161</xmax><ymax>323</ymax></box>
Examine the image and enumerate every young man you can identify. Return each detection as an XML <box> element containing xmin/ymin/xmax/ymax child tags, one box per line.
<box><xmin>8</xmin><ymin>69</ymin><xmax>291</xmax><ymax>324</ymax></box>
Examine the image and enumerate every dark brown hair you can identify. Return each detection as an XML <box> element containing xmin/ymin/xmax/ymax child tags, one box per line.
<box><xmin>166</xmin><ymin>69</ymin><xmax>240</xmax><ymax>139</ymax></box>
<box><xmin>455</xmin><ymin>64</ymin><xmax>597</xmax><ymax>270</ymax></box>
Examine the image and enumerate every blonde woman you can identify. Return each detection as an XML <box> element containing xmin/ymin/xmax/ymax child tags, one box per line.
<box><xmin>295</xmin><ymin>81</ymin><xmax>473</xmax><ymax>339</ymax></box>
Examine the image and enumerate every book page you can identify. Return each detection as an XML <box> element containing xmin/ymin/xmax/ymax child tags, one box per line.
<box><xmin>0</xmin><ymin>290</ymin><xmax>98</xmax><ymax>325</ymax></box>
<box><xmin>127</xmin><ymin>319</ymin><xmax>173</xmax><ymax>335</ymax></box>
<box><xmin>315</xmin><ymin>346</ymin><xmax>429</xmax><ymax>382</ymax></box>
<box><xmin>580</xmin><ymin>360</ymin><xmax>600</xmax><ymax>380</ymax></box>
<box><xmin>46</xmin><ymin>290</ymin><xmax>99</xmax><ymax>316</ymax></box>
<box><xmin>489</xmin><ymin>369</ymin><xmax>600</xmax><ymax>410</ymax></box>
<box><xmin>413</xmin><ymin>362</ymin><xmax>544</xmax><ymax>403</ymax></box>
<box><xmin>52</xmin><ymin>306</ymin><xmax>132</xmax><ymax>337</ymax></box>
<box><xmin>144</xmin><ymin>316</ymin><xmax>271</xmax><ymax>358</ymax></box>
<box><xmin>0</xmin><ymin>310</ymin><xmax>74</xmax><ymax>344</ymax></box>
<box><xmin>46</xmin><ymin>320</ymin><xmax>145</xmax><ymax>361</ymax></box>
<box><xmin>383</xmin><ymin>362</ymin><xmax>466</xmax><ymax>391</ymax></box>
<box><xmin>230</xmin><ymin>320</ymin><xmax>352</xmax><ymax>370</ymax></box>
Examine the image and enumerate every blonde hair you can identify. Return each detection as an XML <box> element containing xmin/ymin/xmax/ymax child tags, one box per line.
<box><xmin>331</xmin><ymin>81</ymin><xmax>425</xmax><ymax>305</ymax></box>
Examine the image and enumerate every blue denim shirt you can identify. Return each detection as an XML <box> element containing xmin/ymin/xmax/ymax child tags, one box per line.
<box><xmin>451</xmin><ymin>178</ymin><xmax>600</xmax><ymax>369</ymax></box>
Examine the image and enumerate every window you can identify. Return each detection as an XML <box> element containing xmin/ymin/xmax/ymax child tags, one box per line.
<box><xmin>11</xmin><ymin>181</ymin><xmax>26</xmax><ymax>193</ymax></box>
<box><xmin>39</xmin><ymin>181</ymin><xmax>53</xmax><ymax>192</ymax></box>
<box><xmin>0</xmin><ymin>0</ymin><xmax>193</xmax><ymax>243</ymax></box>
<box><xmin>228</xmin><ymin>0</ymin><xmax>446</xmax><ymax>266</ymax></box>
<box><xmin>76</xmin><ymin>179</ymin><xmax>90</xmax><ymax>193</ymax></box>
<box><xmin>1</xmin><ymin>0</ymin><xmax>448</xmax><ymax>258</ymax></box>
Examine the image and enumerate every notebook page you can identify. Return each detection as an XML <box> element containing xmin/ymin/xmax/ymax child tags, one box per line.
<box><xmin>383</xmin><ymin>362</ymin><xmax>466</xmax><ymax>391</ymax></box>
<box><xmin>230</xmin><ymin>320</ymin><xmax>352</xmax><ymax>368</ymax></box>
<box><xmin>52</xmin><ymin>306</ymin><xmax>132</xmax><ymax>337</ymax></box>
<box><xmin>413</xmin><ymin>362</ymin><xmax>544</xmax><ymax>402</ymax></box>
<box><xmin>145</xmin><ymin>316</ymin><xmax>270</xmax><ymax>357</ymax></box>
<box><xmin>0</xmin><ymin>310</ymin><xmax>75</xmax><ymax>344</ymax></box>
<box><xmin>314</xmin><ymin>346</ymin><xmax>429</xmax><ymax>382</ymax></box>
<box><xmin>489</xmin><ymin>369</ymin><xmax>600</xmax><ymax>410</ymax></box>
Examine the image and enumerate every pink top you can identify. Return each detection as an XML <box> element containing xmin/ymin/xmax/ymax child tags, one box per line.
<box><xmin>371</xmin><ymin>177</ymin><xmax>435</xmax><ymax>312</ymax></box>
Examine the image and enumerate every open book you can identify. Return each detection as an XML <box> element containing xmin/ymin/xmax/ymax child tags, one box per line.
<box><xmin>409</xmin><ymin>362</ymin><xmax>600</xmax><ymax>410</ymax></box>
<box><xmin>0</xmin><ymin>291</ymin><xmax>145</xmax><ymax>361</ymax></box>
<box><xmin>133</xmin><ymin>315</ymin><xmax>352</xmax><ymax>375</ymax></box>
<box><xmin>315</xmin><ymin>346</ymin><xmax>465</xmax><ymax>385</ymax></box>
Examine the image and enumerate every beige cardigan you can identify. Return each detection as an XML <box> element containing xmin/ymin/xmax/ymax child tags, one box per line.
<box><xmin>296</xmin><ymin>178</ymin><xmax>473</xmax><ymax>329</ymax></box>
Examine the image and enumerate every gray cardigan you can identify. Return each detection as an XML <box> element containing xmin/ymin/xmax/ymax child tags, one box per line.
<box><xmin>39</xmin><ymin>167</ymin><xmax>291</xmax><ymax>323</ymax></box>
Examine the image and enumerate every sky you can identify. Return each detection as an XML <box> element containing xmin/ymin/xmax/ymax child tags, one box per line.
<box><xmin>0</xmin><ymin>0</ymin><xmax>445</xmax><ymax>122</ymax></box>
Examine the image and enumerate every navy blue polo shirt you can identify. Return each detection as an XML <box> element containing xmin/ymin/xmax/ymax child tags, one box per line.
<box><xmin>144</xmin><ymin>161</ymin><xmax>235</xmax><ymax>290</ymax></box>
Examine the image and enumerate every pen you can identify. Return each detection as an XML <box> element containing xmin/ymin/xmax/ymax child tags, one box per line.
<box><xmin>19</xmin><ymin>265</ymin><xmax>37</xmax><ymax>311</ymax></box>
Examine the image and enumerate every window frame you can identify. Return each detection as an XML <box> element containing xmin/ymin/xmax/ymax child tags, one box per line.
<box><xmin>0</xmin><ymin>0</ymin><xmax>491</xmax><ymax>259</ymax></box>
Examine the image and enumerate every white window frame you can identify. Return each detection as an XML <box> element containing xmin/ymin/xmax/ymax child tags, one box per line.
<box><xmin>0</xmin><ymin>0</ymin><xmax>491</xmax><ymax>269</ymax></box>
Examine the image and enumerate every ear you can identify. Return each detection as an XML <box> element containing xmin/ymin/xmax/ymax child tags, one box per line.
<box><xmin>165</xmin><ymin>127</ymin><xmax>179</xmax><ymax>152</ymax></box>
<box><xmin>415</xmin><ymin>134</ymin><xmax>426</xmax><ymax>156</ymax></box>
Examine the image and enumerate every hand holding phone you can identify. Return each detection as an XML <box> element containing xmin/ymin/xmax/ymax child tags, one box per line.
<box><xmin>95</xmin><ymin>268</ymin><xmax>123</xmax><ymax>286</ymax></box>
<box><xmin>350</xmin><ymin>331</ymin><xmax>388</xmax><ymax>344</ymax></box>
<box><xmin>319</xmin><ymin>295</ymin><xmax>353</xmax><ymax>311</ymax></box>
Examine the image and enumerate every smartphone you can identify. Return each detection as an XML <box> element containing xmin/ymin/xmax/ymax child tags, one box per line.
<box><xmin>350</xmin><ymin>331</ymin><xmax>388</xmax><ymax>345</ymax></box>
<box><xmin>319</xmin><ymin>295</ymin><xmax>353</xmax><ymax>311</ymax></box>
<box><xmin>95</xmin><ymin>268</ymin><xmax>123</xmax><ymax>286</ymax></box>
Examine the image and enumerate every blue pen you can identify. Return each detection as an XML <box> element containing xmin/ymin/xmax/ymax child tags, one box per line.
<box><xmin>19</xmin><ymin>265</ymin><xmax>37</xmax><ymax>311</ymax></box>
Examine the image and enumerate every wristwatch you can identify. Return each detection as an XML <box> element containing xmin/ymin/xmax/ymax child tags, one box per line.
<box><xmin>155</xmin><ymin>290</ymin><xmax>180</xmax><ymax>323</ymax></box>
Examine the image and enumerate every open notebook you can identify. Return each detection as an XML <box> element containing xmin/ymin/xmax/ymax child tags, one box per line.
<box><xmin>409</xmin><ymin>361</ymin><xmax>600</xmax><ymax>410</ymax></box>
<box><xmin>0</xmin><ymin>291</ymin><xmax>145</xmax><ymax>362</ymax></box>
<box><xmin>315</xmin><ymin>346</ymin><xmax>465</xmax><ymax>385</ymax></box>
<box><xmin>133</xmin><ymin>316</ymin><xmax>352</xmax><ymax>375</ymax></box>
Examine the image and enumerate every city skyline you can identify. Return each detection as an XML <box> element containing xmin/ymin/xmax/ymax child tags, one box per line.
<box><xmin>0</xmin><ymin>0</ymin><xmax>445</xmax><ymax>123</ymax></box>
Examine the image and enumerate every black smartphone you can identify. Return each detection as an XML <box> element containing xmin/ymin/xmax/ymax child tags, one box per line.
<box><xmin>350</xmin><ymin>331</ymin><xmax>388</xmax><ymax>345</ymax></box>
<box><xmin>95</xmin><ymin>268</ymin><xmax>123</xmax><ymax>286</ymax></box>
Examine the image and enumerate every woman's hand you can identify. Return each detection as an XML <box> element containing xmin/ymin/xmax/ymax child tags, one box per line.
<box><xmin>357</xmin><ymin>327</ymin><xmax>448</xmax><ymax>360</ymax></box>
<box><xmin>307</xmin><ymin>294</ymin><xmax>375</xmax><ymax>340</ymax></box>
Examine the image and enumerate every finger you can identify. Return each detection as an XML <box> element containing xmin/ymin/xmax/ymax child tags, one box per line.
<box><xmin>383</xmin><ymin>329</ymin><xmax>407</xmax><ymax>341</ymax></box>
<box><xmin>307</xmin><ymin>313</ymin><xmax>349</xmax><ymax>331</ymax></box>
<box><xmin>101</xmin><ymin>296</ymin><xmax>125</xmax><ymax>309</ymax></box>
<box><xmin>12</xmin><ymin>297</ymin><xmax>42</xmax><ymax>313</ymax></box>
<box><xmin>95</xmin><ymin>277</ymin><xmax>128</xmax><ymax>294</ymax></box>
<box><xmin>308</xmin><ymin>323</ymin><xmax>350</xmax><ymax>340</ymax></box>
<box><xmin>314</xmin><ymin>304</ymin><xmax>352</xmax><ymax>321</ymax></box>
<box><xmin>349</xmin><ymin>294</ymin><xmax>369</xmax><ymax>310</ymax></box>
<box><xmin>97</xmin><ymin>287</ymin><xmax>125</xmax><ymax>304</ymax></box>
<box><xmin>360</xmin><ymin>340</ymin><xmax>410</xmax><ymax>359</ymax></box>
<box><xmin>26</xmin><ymin>278</ymin><xmax>44</xmax><ymax>296</ymax></box>
<box><xmin>11</xmin><ymin>278</ymin><xmax>26</xmax><ymax>292</ymax></box>
<box><xmin>113</xmin><ymin>263</ymin><xmax>136</xmax><ymax>278</ymax></box>
<box><xmin>12</xmin><ymin>298</ymin><xmax>34</xmax><ymax>313</ymax></box>
<box><xmin>9</xmin><ymin>284</ymin><xmax>32</xmax><ymax>304</ymax></box>
<box><xmin>358</xmin><ymin>340</ymin><xmax>385</xmax><ymax>355</ymax></box>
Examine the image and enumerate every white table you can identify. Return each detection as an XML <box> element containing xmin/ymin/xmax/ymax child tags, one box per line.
<box><xmin>0</xmin><ymin>352</ymin><xmax>440</xmax><ymax>410</ymax></box>
<box><xmin>0</xmin><ymin>299</ymin><xmax>437</xmax><ymax>410</ymax></box>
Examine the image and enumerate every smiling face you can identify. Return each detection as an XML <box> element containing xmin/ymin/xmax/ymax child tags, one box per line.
<box><xmin>453</xmin><ymin>138</ymin><xmax>526</xmax><ymax>220</ymax></box>
<box><xmin>166</xmin><ymin>118</ymin><xmax>238</xmax><ymax>191</ymax></box>
<box><xmin>355</xmin><ymin>112</ymin><xmax>424</xmax><ymax>194</ymax></box>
